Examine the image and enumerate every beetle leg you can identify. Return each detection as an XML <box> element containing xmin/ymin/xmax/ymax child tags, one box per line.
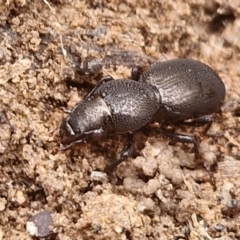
<box><xmin>157</xmin><ymin>128</ymin><xmax>201</xmax><ymax>160</ymax></box>
<box><xmin>180</xmin><ymin>115</ymin><xmax>213</xmax><ymax>134</ymax></box>
<box><xmin>85</xmin><ymin>75</ymin><xmax>114</xmax><ymax>99</ymax></box>
<box><xmin>105</xmin><ymin>133</ymin><xmax>134</xmax><ymax>172</ymax></box>
<box><xmin>194</xmin><ymin>115</ymin><xmax>213</xmax><ymax>134</ymax></box>
<box><xmin>131</xmin><ymin>66</ymin><xmax>149</xmax><ymax>81</ymax></box>
<box><xmin>181</xmin><ymin>115</ymin><xmax>213</xmax><ymax>126</ymax></box>
<box><xmin>131</xmin><ymin>66</ymin><xmax>142</xmax><ymax>81</ymax></box>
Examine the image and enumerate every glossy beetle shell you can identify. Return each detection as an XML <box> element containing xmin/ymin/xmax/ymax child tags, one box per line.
<box><xmin>93</xmin><ymin>79</ymin><xmax>160</xmax><ymax>132</ymax></box>
<box><xmin>60</xmin><ymin>79</ymin><xmax>160</xmax><ymax>145</ymax></box>
<box><xmin>138</xmin><ymin>58</ymin><xmax>226</xmax><ymax>122</ymax></box>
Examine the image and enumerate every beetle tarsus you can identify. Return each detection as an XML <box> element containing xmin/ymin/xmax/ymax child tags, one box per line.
<box><xmin>203</xmin><ymin>162</ymin><xmax>216</xmax><ymax>186</ymax></box>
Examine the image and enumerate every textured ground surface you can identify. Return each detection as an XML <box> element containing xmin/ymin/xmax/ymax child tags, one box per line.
<box><xmin>0</xmin><ymin>0</ymin><xmax>240</xmax><ymax>239</ymax></box>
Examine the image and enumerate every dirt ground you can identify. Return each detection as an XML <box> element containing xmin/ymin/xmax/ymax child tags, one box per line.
<box><xmin>0</xmin><ymin>0</ymin><xmax>240</xmax><ymax>239</ymax></box>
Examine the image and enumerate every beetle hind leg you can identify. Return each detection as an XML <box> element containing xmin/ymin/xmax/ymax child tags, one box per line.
<box><xmin>157</xmin><ymin>128</ymin><xmax>201</xmax><ymax>160</ymax></box>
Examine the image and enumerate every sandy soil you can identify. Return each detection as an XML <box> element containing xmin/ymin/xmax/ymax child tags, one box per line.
<box><xmin>0</xmin><ymin>0</ymin><xmax>240</xmax><ymax>239</ymax></box>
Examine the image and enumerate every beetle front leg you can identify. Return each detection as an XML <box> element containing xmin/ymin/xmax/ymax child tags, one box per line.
<box><xmin>105</xmin><ymin>133</ymin><xmax>134</xmax><ymax>172</ymax></box>
<box><xmin>85</xmin><ymin>75</ymin><xmax>114</xmax><ymax>99</ymax></box>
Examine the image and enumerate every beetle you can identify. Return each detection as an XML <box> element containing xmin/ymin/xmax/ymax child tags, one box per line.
<box><xmin>133</xmin><ymin>58</ymin><xmax>226</xmax><ymax>159</ymax></box>
<box><xmin>60</xmin><ymin>76</ymin><xmax>161</xmax><ymax>170</ymax></box>
<box><xmin>60</xmin><ymin>77</ymin><xmax>160</xmax><ymax>144</ymax></box>
<box><xmin>60</xmin><ymin>58</ymin><xmax>225</xmax><ymax>170</ymax></box>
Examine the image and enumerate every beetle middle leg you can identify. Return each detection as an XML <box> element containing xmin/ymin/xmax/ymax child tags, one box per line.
<box><xmin>157</xmin><ymin>128</ymin><xmax>201</xmax><ymax>160</ymax></box>
<box><xmin>131</xmin><ymin>66</ymin><xmax>148</xmax><ymax>81</ymax></box>
<box><xmin>105</xmin><ymin>133</ymin><xmax>134</xmax><ymax>172</ymax></box>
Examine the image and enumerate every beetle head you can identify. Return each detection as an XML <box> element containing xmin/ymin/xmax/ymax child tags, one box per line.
<box><xmin>60</xmin><ymin>95</ymin><xmax>114</xmax><ymax>145</ymax></box>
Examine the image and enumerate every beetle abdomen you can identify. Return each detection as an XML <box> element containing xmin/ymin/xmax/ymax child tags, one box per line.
<box><xmin>139</xmin><ymin>58</ymin><xmax>226</xmax><ymax>122</ymax></box>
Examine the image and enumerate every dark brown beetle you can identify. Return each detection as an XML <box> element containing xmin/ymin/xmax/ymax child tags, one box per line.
<box><xmin>134</xmin><ymin>58</ymin><xmax>226</xmax><ymax>159</ymax></box>
<box><xmin>60</xmin><ymin>78</ymin><xmax>160</xmax><ymax>145</ymax></box>
<box><xmin>60</xmin><ymin>77</ymin><xmax>161</xmax><ymax>170</ymax></box>
<box><xmin>60</xmin><ymin>58</ymin><xmax>226</xmax><ymax>170</ymax></box>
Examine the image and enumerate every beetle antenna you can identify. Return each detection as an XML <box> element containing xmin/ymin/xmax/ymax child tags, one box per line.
<box><xmin>49</xmin><ymin>126</ymin><xmax>60</xmax><ymax>135</ymax></box>
<box><xmin>58</xmin><ymin>144</ymin><xmax>72</xmax><ymax>151</ymax></box>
